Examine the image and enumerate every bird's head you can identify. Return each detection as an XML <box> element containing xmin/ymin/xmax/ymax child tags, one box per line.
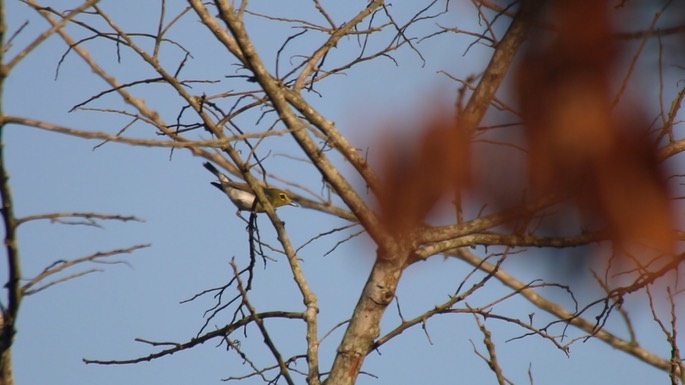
<box><xmin>263</xmin><ymin>188</ymin><xmax>299</xmax><ymax>209</ymax></box>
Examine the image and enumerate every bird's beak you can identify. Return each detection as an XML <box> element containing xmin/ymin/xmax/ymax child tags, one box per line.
<box><xmin>288</xmin><ymin>201</ymin><xmax>299</xmax><ymax>207</ymax></box>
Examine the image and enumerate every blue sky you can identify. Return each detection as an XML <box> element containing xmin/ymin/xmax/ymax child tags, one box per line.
<box><xmin>3</xmin><ymin>1</ymin><xmax>683</xmax><ymax>384</ymax></box>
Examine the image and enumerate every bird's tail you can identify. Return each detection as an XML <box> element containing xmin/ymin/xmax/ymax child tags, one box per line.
<box><xmin>203</xmin><ymin>162</ymin><xmax>233</xmax><ymax>183</ymax></box>
<box><xmin>203</xmin><ymin>161</ymin><xmax>221</xmax><ymax>176</ymax></box>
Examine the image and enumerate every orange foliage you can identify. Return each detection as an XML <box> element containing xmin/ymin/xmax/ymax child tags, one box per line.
<box><xmin>517</xmin><ymin>0</ymin><xmax>674</xmax><ymax>252</ymax></box>
<box><xmin>375</xmin><ymin>1</ymin><xmax>675</xmax><ymax>255</ymax></box>
<box><xmin>377</xmin><ymin>113</ymin><xmax>471</xmax><ymax>241</ymax></box>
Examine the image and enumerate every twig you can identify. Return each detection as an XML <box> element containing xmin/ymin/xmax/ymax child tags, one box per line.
<box><xmin>17</xmin><ymin>212</ymin><xmax>143</xmax><ymax>226</ymax></box>
<box><xmin>471</xmin><ymin>311</ymin><xmax>507</xmax><ymax>385</ymax></box>
<box><xmin>22</xmin><ymin>244</ymin><xmax>150</xmax><ymax>296</ymax></box>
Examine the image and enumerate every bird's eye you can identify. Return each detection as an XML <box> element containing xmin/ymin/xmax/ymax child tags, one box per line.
<box><xmin>280</xmin><ymin>193</ymin><xmax>286</xmax><ymax>200</ymax></box>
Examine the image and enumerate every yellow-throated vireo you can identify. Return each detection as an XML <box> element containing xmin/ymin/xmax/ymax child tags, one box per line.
<box><xmin>203</xmin><ymin>162</ymin><xmax>298</xmax><ymax>212</ymax></box>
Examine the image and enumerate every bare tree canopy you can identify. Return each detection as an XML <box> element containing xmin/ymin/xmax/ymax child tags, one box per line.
<box><xmin>1</xmin><ymin>1</ymin><xmax>685</xmax><ymax>385</ymax></box>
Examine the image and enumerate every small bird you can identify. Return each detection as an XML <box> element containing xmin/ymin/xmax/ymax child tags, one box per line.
<box><xmin>203</xmin><ymin>162</ymin><xmax>298</xmax><ymax>212</ymax></box>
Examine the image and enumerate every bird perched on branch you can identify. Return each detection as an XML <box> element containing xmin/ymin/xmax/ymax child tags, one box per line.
<box><xmin>203</xmin><ymin>162</ymin><xmax>298</xmax><ymax>212</ymax></box>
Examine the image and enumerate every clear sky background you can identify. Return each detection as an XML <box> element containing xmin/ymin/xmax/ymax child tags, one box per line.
<box><xmin>3</xmin><ymin>1</ymin><xmax>683</xmax><ymax>384</ymax></box>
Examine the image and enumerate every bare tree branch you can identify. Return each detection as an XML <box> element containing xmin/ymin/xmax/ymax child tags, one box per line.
<box><xmin>22</xmin><ymin>244</ymin><xmax>150</xmax><ymax>296</ymax></box>
<box><xmin>452</xmin><ymin>248</ymin><xmax>679</xmax><ymax>374</ymax></box>
<box><xmin>17</xmin><ymin>212</ymin><xmax>143</xmax><ymax>226</ymax></box>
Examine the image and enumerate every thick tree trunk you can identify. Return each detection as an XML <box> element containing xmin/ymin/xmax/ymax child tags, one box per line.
<box><xmin>325</xmin><ymin>256</ymin><xmax>404</xmax><ymax>385</ymax></box>
<box><xmin>0</xmin><ymin>348</ymin><xmax>14</xmax><ymax>385</ymax></box>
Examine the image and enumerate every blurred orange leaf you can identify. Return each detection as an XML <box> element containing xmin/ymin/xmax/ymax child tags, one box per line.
<box><xmin>516</xmin><ymin>0</ymin><xmax>674</xmax><ymax>253</ymax></box>
<box><xmin>377</xmin><ymin>112</ymin><xmax>471</xmax><ymax>242</ymax></box>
